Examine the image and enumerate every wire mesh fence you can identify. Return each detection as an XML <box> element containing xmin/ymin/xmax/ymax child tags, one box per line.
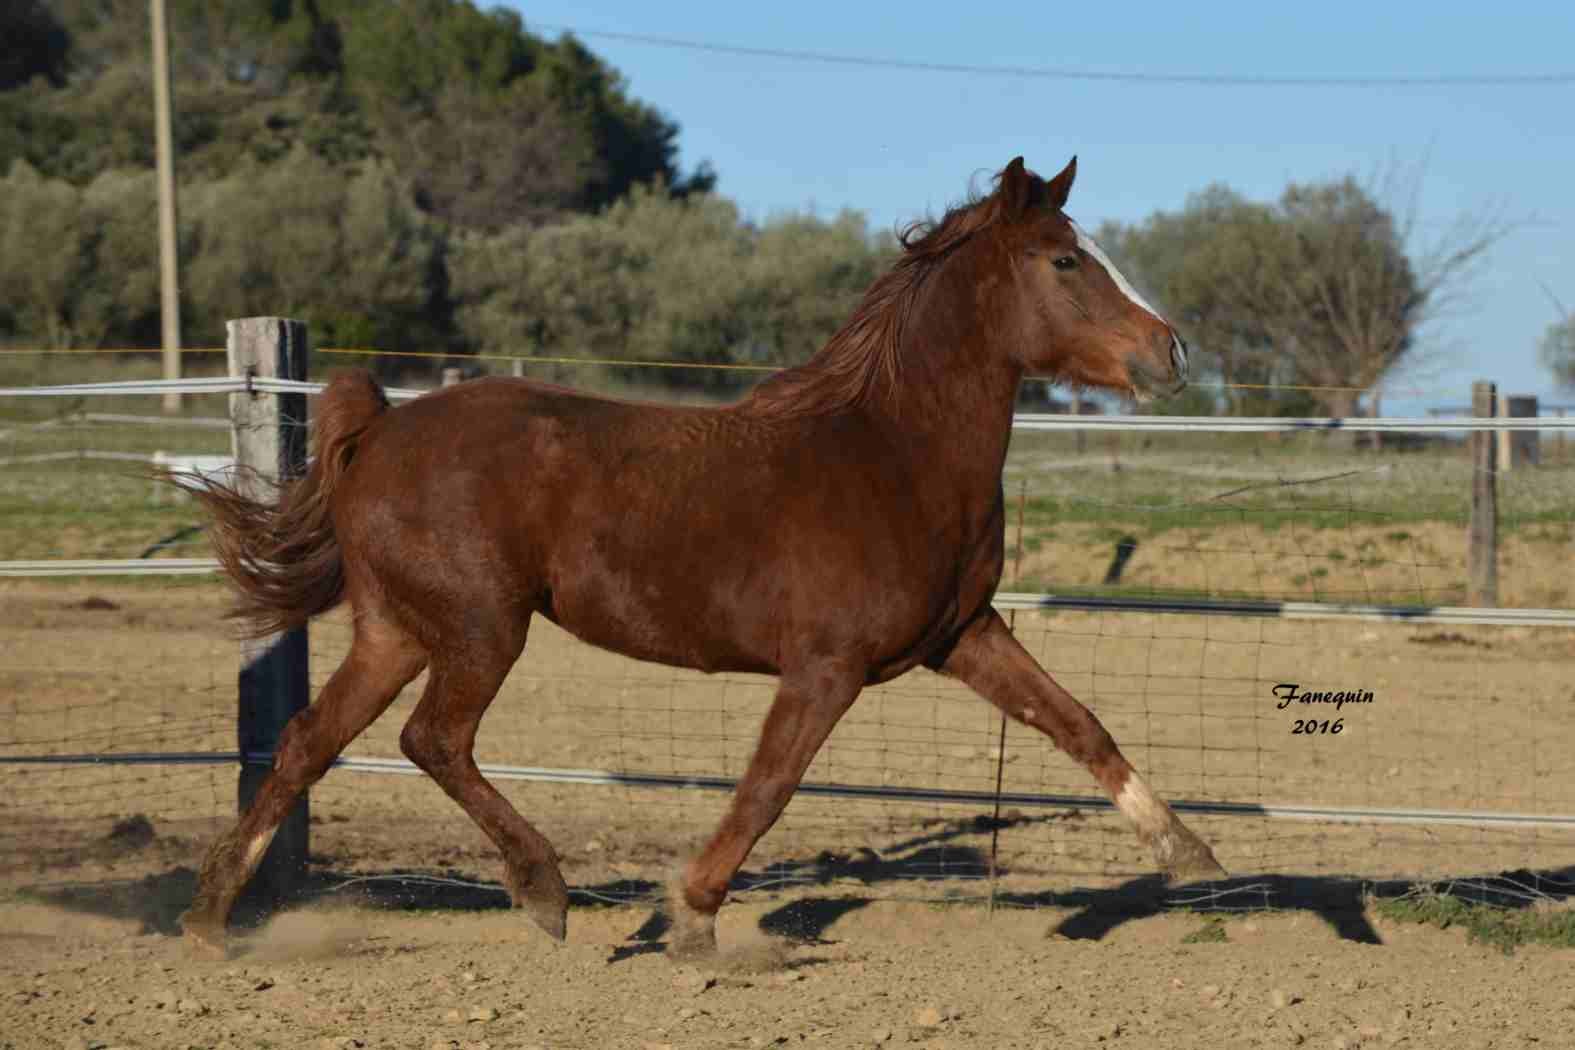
<box><xmin>302</xmin><ymin>604</ymin><xmax>1575</xmax><ymax>908</ymax></box>
<box><xmin>3</xmin><ymin>348</ymin><xmax>1574</xmax><ymax>913</ymax></box>
<box><xmin>0</xmin><ymin>579</ymin><xmax>233</xmax><ymax>888</ymax></box>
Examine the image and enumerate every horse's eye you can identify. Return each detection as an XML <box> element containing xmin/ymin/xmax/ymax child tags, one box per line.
<box><xmin>1052</xmin><ymin>254</ymin><xmax>1079</xmax><ymax>271</ymax></box>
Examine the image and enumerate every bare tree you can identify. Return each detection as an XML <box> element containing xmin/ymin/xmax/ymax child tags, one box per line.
<box><xmin>1228</xmin><ymin>161</ymin><xmax>1509</xmax><ymax>426</ymax></box>
<box><xmin>1541</xmin><ymin>286</ymin><xmax>1575</xmax><ymax>391</ymax></box>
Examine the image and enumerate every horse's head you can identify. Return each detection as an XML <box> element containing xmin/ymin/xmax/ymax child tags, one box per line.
<box><xmin>990</xmin><ymin>156</ymin><xmax>1188</xmax><ymax>402</ymax></box>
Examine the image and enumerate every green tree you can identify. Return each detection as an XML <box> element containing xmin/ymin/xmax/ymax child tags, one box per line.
<box><xmin>1096</xmin><ymin>186</ymin><xmax>1290</xmax><ymax>414</ymax></box>
<box><xmin>1103</xmin><ymin>170</ymin><xmax>1503</xmax><ymax>419</ymax></box>
<box><xmin>451</xmin><ymin>185</ymin><xmax>751</xmax><ymax>382</ymax></box>
<box><xmin>388</xmin><ymin>81</ymin><xmax>593</xmax><ymax>232</ymax></box>
<box><xmin>1</xmin><ymin>1</ymin><xmax>72</xmax><ymax>91</ymax></box>
<box><xmin>450</xmin><ymin>189</ymin><xmax>892</xmax><ymax>389</ymax></box>
<box><xmin>1249</xmin><ymin>177</ymin><xmax>1422</xmax><ymax>420</ymax></box>
<box><xmin>0</xmin><ymin>0</ymin><xmax>727</xmax><ymax>355</ymax></box>
<box><xmin>528</xmin><ymin>34</ymin><xmax>714</xmax><ymax>209</ymax></box>
<box><xmin>1543</xmin><ymin>313</ymin><xmax>1575</xmax><ymax>390</ymax></box>
<box><xmin>74</xmin><ymin>167</ymin><xmax>164</xmax><ymax>347</ymax></box>
<box><xmin>741</xmin><ymin>211</ymin><xmax>892</xmax><ymax>366</ymax></box>
<box><xmin>335</xmin><ymin>0</ymin><xmax>534</xmax><ymax>108</ymax></box>
<box><xmin>5</xmin><ymin>1</ymin><xmax>710</xmax><ymax>224</ymax></box>
<box><xmin>0</xmin><ymin>162</ymin><xmax>164</xmax><ymax>348</ymax></box>
<box><xmin>183</xmin><ymin>148</ymin><xmax>440</xmax><ymax>350</ymax></box>
<box><xmin>0</xmin><ymin>162</ymin><xmax>88</xmax><ymax>347</ymax></box>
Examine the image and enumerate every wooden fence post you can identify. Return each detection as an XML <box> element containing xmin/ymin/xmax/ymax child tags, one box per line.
<box><xmin>1468</xmin><ymin>380</ymin><xmax>1498</xmax><ymax>607</ymax></box>
<box><xmin>228</xmin><ymin>317</ymin><xmax>311</xmax><ymax>909</ymax></box>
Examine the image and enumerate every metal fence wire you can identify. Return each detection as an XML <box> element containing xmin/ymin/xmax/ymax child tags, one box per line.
<box><xmin>3</xmin><ymin>357</ymin><xmax>1574</xmax><ymax>912</ymax></box>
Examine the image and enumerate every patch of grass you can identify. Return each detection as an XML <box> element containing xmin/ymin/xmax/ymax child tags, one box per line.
<box><xmin>0</xmin><ymin>464</ymin><xmax>212</xmax><ymax>559</ymax></box>
<box><xmin>1180</xmin><ymin>917</ymin><xmax>1229</xmax><ymax>944</ymax></box>
<box><xmin>1372</xmin><ymin>891</ymin><xmax>1575</xmax><ymax>955</ymax></box>
<box><xmin>1007</xmin><ymin>575</ymin><xmax>1458</xmax><ymax>607</ymax></box>
<box><xmin>1015</xmin><ymin>489</ymin><xmax>1485</xmax><ymax>539</ymax></box>
<box><xmin>1523</xmin><ymin>525</ymin><xmax>1575</xmax><ymax>545</ymax></box>
<box><xmin>1386</xmin><ymin>530</ymin><xmax>1413</xmax><ymax>542</ymax></box>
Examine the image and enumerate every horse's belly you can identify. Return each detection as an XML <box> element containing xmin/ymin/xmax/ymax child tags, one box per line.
<box><xmin>544</xmin><ymin>571</ymin><xmax>776</xmax><ymax>676</ymax></box>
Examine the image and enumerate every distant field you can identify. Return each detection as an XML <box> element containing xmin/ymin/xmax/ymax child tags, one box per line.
<box><xmin>1</xmin><ymin>350</ymin><xmax>233</xmax><ymax>562</ymax></box>
<box><xmin>4</xmin><ymin>350</ymin><xmax>1572</xmax><ymax>608</ymax></box>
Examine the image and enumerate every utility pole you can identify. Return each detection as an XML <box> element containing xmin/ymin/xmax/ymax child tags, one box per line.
<box><xmin>151</xmin><ymin>0</ymin><xmax>182</xmax><ymax>414</ymax></box>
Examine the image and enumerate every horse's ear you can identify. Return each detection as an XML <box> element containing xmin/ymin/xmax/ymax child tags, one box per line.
<box><xmin>999</xmin><ymin>156</ymin><xmax>1032</xmax><ymax>220</ymax></box>
<box><xmin>1046</xmin><ymin>156</ymin><xmax>1077</xmax><ymax>211</ymax></box>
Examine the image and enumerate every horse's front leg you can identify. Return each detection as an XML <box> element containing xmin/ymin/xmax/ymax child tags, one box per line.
<box><xmin>669</xmin><ymin>663</ymin><xmax>862</xmax><ymax>959</ymax></box>
<box><xmin>940</xmin><ymin>609</ymin><xmax>1225</xmax><ymax>880</ymax></box>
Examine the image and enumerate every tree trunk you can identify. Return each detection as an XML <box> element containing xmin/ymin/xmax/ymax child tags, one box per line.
<box><xmin>1322</xmin><ymin>387</ymin><xmax>1361</xmax><ymax>450</ymax></box>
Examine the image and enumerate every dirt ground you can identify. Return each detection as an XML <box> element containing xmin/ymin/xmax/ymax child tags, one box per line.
<box><xmin>3</xmin><ymin>891</ymin><xmax>1574</xmax><ymax>1050</ymax></box>
<box><xmin>4</xmin><ymin>574</ymin><xmax>1575</xmax><ymax>1049</ymax></box>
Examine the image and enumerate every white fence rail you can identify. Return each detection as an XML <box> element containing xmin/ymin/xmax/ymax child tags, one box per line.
<box><xmin>8</xmin><ymin>374</ymin><xmax>1575</xmax><ymax>429</ymax></box>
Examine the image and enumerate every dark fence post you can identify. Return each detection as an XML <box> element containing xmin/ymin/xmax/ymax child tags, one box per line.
<box><xmin>1468</xmin><ymin>380</ymin><xmax>1498</xmax><ymax>607</ymax></box>
<box><xmin>228</xmin><ymin>317</ymin><xmax>311</xmax><ymax>909</ymax></box>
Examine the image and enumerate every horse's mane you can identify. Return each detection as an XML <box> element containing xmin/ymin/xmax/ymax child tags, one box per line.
<box><xmin>741</xmin><ymin>179</ymin><xmax>1028</xmax><ymax>420</ymax></box>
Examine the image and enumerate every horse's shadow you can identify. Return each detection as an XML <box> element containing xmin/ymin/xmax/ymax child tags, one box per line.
<box><xmin>594</xmin><ymin>812</ymin><xmax>1575</xmax><ymax>959</ymax></box>
<box><xmin>18</xmin><ymin>809</ymin><xmax>1575</xmax><ymax>962</ymax></box>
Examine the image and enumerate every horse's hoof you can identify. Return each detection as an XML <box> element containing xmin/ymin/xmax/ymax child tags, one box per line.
<box><xmin>664</xmin><ymin>881</ymin><xmax>718</xmax><ymax>961</ymax></box>
<box><xmin>180</xmin><ymin>914</ymin><xmax>229</xmax><ymax>961</ymax></box>
<box><xmin>509</xmin><ymin>860</ymin><xmax>570</xmax><ymax>942</ymax></box>
<box><xmin>666</xmin><ymin>923</ymin><xmax>718</xmax><ymax>962</ymax></box>
<box><xmin>521</xmin><ymin>894</ymin><xmax>568</xmax><ymax>942</ymax></box>
<box><xmin>1159</xmin><ymin>825</ymin><xmax>1228</xmax><ymax>882</ymax></box>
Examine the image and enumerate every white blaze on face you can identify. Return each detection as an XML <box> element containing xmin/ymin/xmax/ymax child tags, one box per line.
<box><xmin>1070</xmin><ymin>220</ymin><xmax>1187</xmax><ymax>375</ymax></box>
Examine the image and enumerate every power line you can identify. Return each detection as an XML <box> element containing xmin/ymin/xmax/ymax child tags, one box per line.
<box><xmin>534</xmin><ymin>24</ymin><xmax>1575</xmax><ymax>88</ymax></box>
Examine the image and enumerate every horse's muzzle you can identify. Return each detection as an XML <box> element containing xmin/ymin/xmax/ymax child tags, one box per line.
<box><xmin>1128</xmin><ymin>332</ymin><xmax>1189</xmax><ymax>402</ymax></box>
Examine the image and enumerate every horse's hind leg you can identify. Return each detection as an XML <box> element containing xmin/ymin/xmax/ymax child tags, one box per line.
<box><xmin>397</xmin><ymin>617</ymin><xmax>570</xmax><ymax>942</ymax></box>
<box><xmin>181</xmin><ymin>617</ymin><xmax>427</xmax><ymax>957</ymax></box>
<box><xmin>939</xmin><ymin>609</ymin><xmax>1225</xmax><ymax>880</ymax></box>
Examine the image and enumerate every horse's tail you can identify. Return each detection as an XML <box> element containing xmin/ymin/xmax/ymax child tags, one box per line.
<box><xmin>179</xmin><ymin>369</ymin><xmax>390</xmax><ymax>638</ymax></box>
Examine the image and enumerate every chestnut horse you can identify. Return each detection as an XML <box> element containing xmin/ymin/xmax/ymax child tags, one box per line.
<box><xmin>178</xmin><ymin>156</ymin><xmax>1222</xmax><ymax>959</ymax></box>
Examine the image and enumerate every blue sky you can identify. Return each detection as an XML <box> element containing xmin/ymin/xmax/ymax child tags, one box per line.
<box><xmin>507</xmin><ymin>1</ymin><xmax>1575</xmax><ymax>414</ymax></box>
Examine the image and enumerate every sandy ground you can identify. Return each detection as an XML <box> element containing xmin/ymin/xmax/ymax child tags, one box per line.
<box><xmin>2</xmin><ymin>892</ymin><xmax>1574</xmax><ymax>1050</ymax></box>
<box><xmin>4</xmin><ymin>571</ymin><xmax>1575</xmax><ymax>1050</ymax></box>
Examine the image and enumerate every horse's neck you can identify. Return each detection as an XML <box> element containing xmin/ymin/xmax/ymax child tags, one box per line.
<box><xmin>865</xmin><ymin>282</ymin><xmax>1023</xmax><ymax>485</ymax></box>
